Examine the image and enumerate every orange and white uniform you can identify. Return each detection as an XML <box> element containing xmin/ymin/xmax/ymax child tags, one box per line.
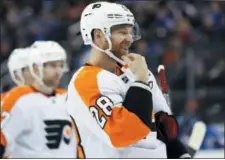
<box><xmin>0</xmin><ymin>86</ymin><xmax>77</xmax><ymax>158</ymax></box>
<box><xmin>66</xmin><ymin>64</ymin><xmax>171</xmax><ymax>158</ymax></box>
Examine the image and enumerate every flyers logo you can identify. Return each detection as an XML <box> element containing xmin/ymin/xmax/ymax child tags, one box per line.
<box><xmin>44</xmin><ymin>120</ymin><xmax>72</xmax><ymax>149</ymax></box>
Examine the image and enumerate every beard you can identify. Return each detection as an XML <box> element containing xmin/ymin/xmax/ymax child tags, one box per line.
<box><xmin>43</xmin><ymin>78</ymin><xmax>60</xmax><ymax>88</ymax></box>
<box><xmin>111</xmin><ymin>46</ymin><xmax>130</xmax><ymax>59</ymax></box>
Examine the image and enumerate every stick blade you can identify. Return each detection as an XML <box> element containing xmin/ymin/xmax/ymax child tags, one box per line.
<box><xmin>188</xmin><ymin>121</ymin><xmax>207</xmax><ymax>157</ymax></box>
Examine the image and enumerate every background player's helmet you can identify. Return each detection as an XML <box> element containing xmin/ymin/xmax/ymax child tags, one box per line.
<box><xmin>7</xmin><ymin>48</ymin><xmax>31</xmax><ymax>85</ymax></box>
<box><xmin>29</xmin><ymin>41</ymin><xmax>67</xmax><ymax>90</ymax></box>
<box><xmin>80</xmin><ymin>1</ymin><xmax>141</xmax><ymax>65</ymax></box>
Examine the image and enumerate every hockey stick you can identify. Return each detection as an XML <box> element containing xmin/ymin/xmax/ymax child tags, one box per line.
<box><xmin>157</xmin><ymin>65</ymin><xmax>170</xmax><ymax>107</ymax></box>
<box><xmin>187</xmin><ymin>121</ymin><xmax>207</xmax><ymax>157</ymax></box>
<box><xmin>157</xmin><ymin>65</ymin><xmax>207</xmax><ymax>158</ymax></box>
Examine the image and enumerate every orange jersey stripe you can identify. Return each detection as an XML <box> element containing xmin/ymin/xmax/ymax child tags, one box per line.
<box><xmin>1</xmin><ymin>86</ymin><xmax>34</xmax><ymax>114</ymax></box>
<box><xmin>71</xmin><ymin>117</ymin><xmax>85</xmax><ymax>158</ymax></box>
<box><xmin>55</xmin><ymin>88</ymin><xmax>67</xmax><ymax>94</ymax></box>
<box><xmin>74</xmin><ymin>66</ymin><xmax>150</xmax><ymax>147</ymax></box>
<box><xmin>0</xmin><ymin>132</ymin><xmax>7</xmax><ymax>147</ymax></box>
<box><xmin>1</xmin><ymin>92</ymin><xmax>8</xmax><ymax>102</ymax></box>
<box><xmin>152</xmin><ymin>113</ymin><xmax>155</xmax><ymax>119</ymax></box>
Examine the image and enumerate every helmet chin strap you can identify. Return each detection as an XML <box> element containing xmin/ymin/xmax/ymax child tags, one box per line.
<box><xmin>91</xmin><ymin>36</ymin><xmax>136</xmax><ymax>81</ymax></box>
<box><xmin>91</xmin><ymin>38</ymin><xmax>125</xmax><ymax>66</ymax></box>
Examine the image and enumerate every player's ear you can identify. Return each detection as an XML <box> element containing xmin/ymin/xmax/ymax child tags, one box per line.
<box><xmin>92</xmin><ymin>29</ymin><xmax>106</xmax><ymax>46</ymax></box>
<box><xmin>93</xmin><ymin>29</ymin><xmax>104</xmax><ymax>41</ymax></box>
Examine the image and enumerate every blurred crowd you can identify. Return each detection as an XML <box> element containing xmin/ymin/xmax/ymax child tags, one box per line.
<box><xmin>1</xmin><ymin>0</ymin><xmax>224</xmax><ymax>150</ymax></box>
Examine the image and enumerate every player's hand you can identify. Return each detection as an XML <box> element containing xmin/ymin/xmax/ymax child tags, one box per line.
<box><xmin>155</xmin><ymin>111</ymin><xmax>178</xmax><ymax>142</ymax></box>
<box><xmin>122</xmin><ymin>53</ymin><xmax>149</xmax><ymax>83</ymax></box>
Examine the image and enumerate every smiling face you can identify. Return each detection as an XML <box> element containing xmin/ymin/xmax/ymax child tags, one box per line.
<box><xmin>92</xmin><ymin>24</ymin><xmax>134</xmax><ymax>59</ymax></box>
<box><xmin>110</xmin><ymin>24</ymin><xmax>134</xmax><ymax>58</ymax></box>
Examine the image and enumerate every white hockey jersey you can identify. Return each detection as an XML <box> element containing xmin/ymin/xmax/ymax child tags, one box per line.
<box><xmin>0</xmin><ymin>86</ymin><xmax>77</xmax><ymax>158</ymax></box>
<box><xmin>66</xmin><ymin>64</ymin><xmax>171</xmax><ymax>158</ymax></box>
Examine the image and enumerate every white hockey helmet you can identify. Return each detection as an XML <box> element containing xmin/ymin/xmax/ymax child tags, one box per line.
<box><xmin>80</xmin><ymin>1</ymin><xmax>141</xmax><ymax>65</ymax></box>
<box><xmin>7</xmin><ymin>48</ymin><xmax>31</xmax><ymax>85</ymax></box>
<box><xmin>29</xmin><ymin>41</ymin><xmax>67</xmax><ymax>90</ymax></box>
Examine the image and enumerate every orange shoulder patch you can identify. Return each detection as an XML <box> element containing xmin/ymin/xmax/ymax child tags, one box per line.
<box><xmin>1</xmin><ymin>86</ymin><xmax>34</xmax><ymax>113</ymax></box>
<box><xmin>74</xmin><ymin>66</ymin><xmax>103</xmax><ymax>106</ymax></box>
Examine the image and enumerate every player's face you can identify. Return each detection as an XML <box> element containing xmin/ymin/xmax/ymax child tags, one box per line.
<box><xmin>22</xmin><ymin>67</ymin><xmax>34</xmax><ymax>85</ymax></box>
<box><xmin>110</xmin><ymin>24</ymin><xmax>134</xmax><ymax>58</ymax></box>
<box><xmin>42</xmin><ymin>60</ymin><xmax>64</xmax><ymax>88</ymax></box>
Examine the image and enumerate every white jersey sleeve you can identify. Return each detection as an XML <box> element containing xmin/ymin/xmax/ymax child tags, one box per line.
<box><xmin>1</xmin><ymin>86</ymin><xmax>34</xmax><ymax>157</ymax></box>
<box><xmin>1</xmin><ymin>100</ymin><xmax>30</xmax><ymax>152</ymax></box>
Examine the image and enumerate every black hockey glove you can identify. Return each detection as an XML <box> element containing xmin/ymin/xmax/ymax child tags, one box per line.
<box><xmin>155</xmin><ymin>111</ymin><xmax>190</xmax><ymax>158</ymax></box>
<box><xmin>155</xmin><ymin>111</ymin><xmax>178</xmax><ymax>142</ymax></box>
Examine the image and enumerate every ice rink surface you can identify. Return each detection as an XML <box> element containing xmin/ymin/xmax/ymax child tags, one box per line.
<box><xmin>195</xmin><ymin>149</ymin><xmax>224</xmax><ymax>158</ymax></box>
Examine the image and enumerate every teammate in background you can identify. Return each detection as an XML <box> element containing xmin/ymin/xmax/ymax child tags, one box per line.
<box><xmin>1</xmin><ymin>48</ymin><xmax>32</xmax><ymax>102</ymax></box>
<box><xmin>0</xmin><ymin>41</ymin><xmax>77</xmax><ymax>158</ymax></box>
<box><xmin>66</xmin><ymin>1</ymin><xmax>189</xmax><ymax>158</ymax></box>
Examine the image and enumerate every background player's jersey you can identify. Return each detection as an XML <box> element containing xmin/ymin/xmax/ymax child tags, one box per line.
<box><xmin>1</xmin><ymin>86</ymin><xmax>77</xmax><ymax>158</ymax></box>
<box><xmin>66</xmin><ymin>64</ymin><xmax>169</xmax><ymax>158</ymax></box>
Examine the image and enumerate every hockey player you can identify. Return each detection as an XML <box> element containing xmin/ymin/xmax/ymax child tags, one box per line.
<box><xmin>0</xmin><ymin>41</ymin><xmax>77</xmax><ymax>158</ymax></box>
<box><xmin>66</xmin><ymin>1</ymin><xmax>189</xmax><ymax>158</ymax></box>
<box><xmin>1</xmin><ymin>48</ymin><xmax>32</xmax><ymax>102</ymax></box>
<box><xmin>8</xmin><ymin>48</ymin><xmax>34</xmax><ymax>86</ymax></box>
